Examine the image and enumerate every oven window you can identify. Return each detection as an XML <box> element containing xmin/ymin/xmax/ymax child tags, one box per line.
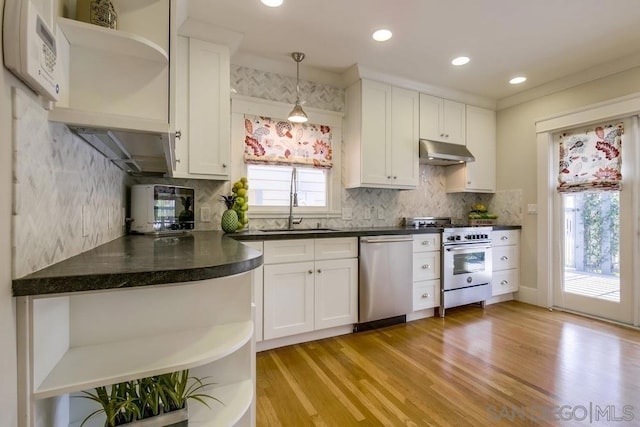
<box><xmin>452</xmin><ymin>251</ymin><xmax>486</xmax><ymax>275</ymax></box>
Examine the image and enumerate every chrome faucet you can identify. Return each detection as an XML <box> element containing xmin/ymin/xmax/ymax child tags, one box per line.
<box><xmin>288</xmin><ymin>167</ymin><xmax>302</xmax><ymax>229</ymax></box>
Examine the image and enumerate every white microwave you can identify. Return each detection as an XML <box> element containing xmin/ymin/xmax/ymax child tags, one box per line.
<box><xmin>130</xmin><ymin>185</ymin><xmax>195</xmax><ymax>234</ymax></box>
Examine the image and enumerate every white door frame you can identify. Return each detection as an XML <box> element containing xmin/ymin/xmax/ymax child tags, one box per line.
<box><xmin>535</xmin><ymin>92</ymin><xmax>640</xmax><ymax>325</ymax></box>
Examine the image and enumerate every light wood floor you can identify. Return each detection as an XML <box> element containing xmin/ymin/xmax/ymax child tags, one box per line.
<box><xmin>256</xmin><ymin>301</ymin><xmax>640</xmax><ymax>426</ymax></box>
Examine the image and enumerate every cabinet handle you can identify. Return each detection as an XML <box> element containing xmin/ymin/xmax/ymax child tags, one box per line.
<box><xmin>317</xmin><ymin>269</ymin><xmax>322</xmax><ymax>274</ymax></box>
<box><xmin>175</xmin><ymin>158</ymin><xmax>181</xmax><ymax>163</ymax></box>
<box><xmin>467</xmin><ymin>181</ymin><xmax>471</xmax><ymax>184</ymax></box>
<box><xmin>387</xmin><ymin>176</ymin><xmax>391</xmax><ymax>179</ymax></box>
<box><xmin>501</xmin><ymin>280</ymin><xmax>509</xmax><ymax>286</ymax></box>
<box><xmin>421</xmin><ymin>293</ymin><xmax>430</xmax><ymax>298</ymax></box>
<box><xmin>175</xmin><ymin>130</ymin><xmax>182</xmax><ymax>139</ymax></box>
<box><xmin>500</xmin><ymin>256</ymin><xmax>508</xmax><ymax>261</ymax></box>
<box><xmin>422</xmin><ymin>264</ymin><xmax>430</xmax><ymax>269</ymax></box>
<box><xmin>440</xmin><ymin>133</ymin><xmax>445</xmax><ymax>137</ymax></box>
<box><xmin>222</xmin><ymin>163</ymin><xmax>227</xmax><ymax>168</ymax></box>
<box><xmin>445</xmin><ymin>134</ymin><xmax>449</xmax><ymax>138</ymax></box>
<box><xmin>422</xmin><ymin>241</ymin><xmax>431</xmax><ymax>246</ymax></box>
<box><xmin>501</xmin><ymin>236</ymin><xmax>508</xmax><ymax>241</ymax></box>
<box><xmin>308</xmin><ymin>270</ymin><xmax>313</xmax><ymax>274</ymax></box>
<box><xmin>393</xmin><ymin>176</ymin><xmax>397</xmax><ymax>179</ymax></box>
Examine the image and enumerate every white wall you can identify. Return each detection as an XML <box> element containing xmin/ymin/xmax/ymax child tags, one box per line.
<box><xmin>1</xmin><ymin>0</ymin><xmax>18</xmax><ymax>422</ymax></box>
<box><xmin>497</xmin><ymin>65</ymin><xmax>640</xmax><ymax>304</ymax></box>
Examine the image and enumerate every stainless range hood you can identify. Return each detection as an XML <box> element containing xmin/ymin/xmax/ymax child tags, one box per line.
<box><xmin>419</xmin><ymin>139</ymin><xmax>475</xmax><ymax>166</ymax></box>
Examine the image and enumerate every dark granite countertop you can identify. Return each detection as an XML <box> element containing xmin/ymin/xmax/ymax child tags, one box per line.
<box><xmin>230</xmin><ymin>224</ymin><xmax>521</xmax><ymax>241</ymax></box>
<box><xmin>13</xmin><ymin>231</ymin><xmax>263</xmax><ymax>297</ymax></box>
<box><xmin>13</xmin><ymin>225</ymin><xmax>521</xmax><ymax>297</ymax></box>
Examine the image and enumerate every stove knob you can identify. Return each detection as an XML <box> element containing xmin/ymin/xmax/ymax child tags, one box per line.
<box><xmin>447</xmin><ymin>236</ymin><xmax>455</xmax><ymax>241</ymax></box>
<box><xmin>456</xmin><ymin>235</ymin><xmax>461</xmax><ymax>240</ymax></box>
<box><xmin>464</xmin><ymin>235</ymin><xmax>470</xmax><ymax>240</ymax></box>
<box><xmin>483</xmin><ymin>234</ymin><xmax>488</xmax><ymax>239</ymax></box>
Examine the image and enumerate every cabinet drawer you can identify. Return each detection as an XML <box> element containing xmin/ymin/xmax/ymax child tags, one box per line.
<box><xmin>413</xmin><ymin>234</ymin><xmax>440</xmax><ymax>252</ymax></box>
<box><xmin>492</xmin><ymin>230</ymin><xmax>520</xmax><ymax>247</ymax></box>
<box><xmin>492</xmin><ymin>269</ymin><xmax>519</xmax><ymax>296</ymax></box>
<box><xmin>315</xmin><ymin>237</ymin><xmax>358</xmax><ymax>260</ymax></box>
<box><xmin>493</xmin><ymin>245</ymin><xmax>519</xmax><ymax>271</ymax></box>
<box><xmin>413</xmin><ymin>280</ymin><xmax>440</xmax><ymax>311</ymax></box>
<box><xmin>413</xmin><ymin>252</ymin><xmax>440</xmax><ymax>281</ymax></box>
<box><xmin>264</xmin><ymin>239</ymin><xmax>314</xmax><ymax>264</ymax></box>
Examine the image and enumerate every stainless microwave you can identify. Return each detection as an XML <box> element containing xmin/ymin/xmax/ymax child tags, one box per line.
<box><xmin>130</xmin><ymin>184</ymin><xmax>195</xmax><ymax>234</ymax></box>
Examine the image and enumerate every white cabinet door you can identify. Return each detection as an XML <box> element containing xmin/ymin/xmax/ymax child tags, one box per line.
<box><xmin>413</xmin><ymin>279</ymin><xmax>440</xmax><ymax>311</ymax></box>
<box><xmin>264</xmin><ymin>239</ymin><xmax>315</xmax><ymax>264</ymax></box>
<box><xmin>173</xmin><ymin>37</ymin><xmax>230</xmax><ymax>179</ymax></box>
<box><xmin>263</xmin><ymin>262</ymin><xmax>315</xmax><ymax>340</ymax></box>
<box><xmin>314</xmin><ymin>258</ymin><xmax>358</xmax><ymax>330</ymax></box>
<box><xmin>446</xmin><ymin>105</ymin><xmax>496</xmax><ymax>193</ymax></box>
<box><xmin>419</xmin><ymin>94</ymin><xmax>465</xmax><ymax>145</ymax></box>
<box><xmin>360</xmin><ymin>79</ymin><xmax>392</xmax><ymax>186</ymax></box>
<box><xmin>492</xmin><ymin>269</ymin><xmax>519</xmax><ymax>296</ymax></box>
<box><xmin>391</xmin><ymin>86</ymin><xmax>419</xmax><ymax>187</ymax></box>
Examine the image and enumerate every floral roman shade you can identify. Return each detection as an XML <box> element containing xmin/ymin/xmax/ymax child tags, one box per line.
<box><xmin>243</xmin><ymin>115</ymin><xmax>333</xmax><ymax>169</ymax></box>
<box><xmin>557</xmin><ymin>122</ymin><xmax>623</xmax><ymax>192</ymax></box>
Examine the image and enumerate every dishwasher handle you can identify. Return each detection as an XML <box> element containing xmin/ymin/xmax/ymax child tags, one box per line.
<box><xmin>360</xmin><ymin>237</ymin><xmax>414</xmax><ymax>244</ymax></box>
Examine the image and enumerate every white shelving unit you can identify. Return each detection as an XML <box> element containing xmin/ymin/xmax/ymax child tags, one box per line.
<box><xmin>17</xmin><ymin>273</ymin><xmax>256</xmax><ymax>427</ymax></box>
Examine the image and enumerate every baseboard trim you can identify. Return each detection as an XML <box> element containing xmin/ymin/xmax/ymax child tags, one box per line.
<box><xmin>515</xmin><ymin>286</ymin><xmax>540</xmax><ymax>306</ymax></box>
<box><xmin>257</xmin><ymin>325</ymin><xmax>354</xmax><ymax>352</ymax></box>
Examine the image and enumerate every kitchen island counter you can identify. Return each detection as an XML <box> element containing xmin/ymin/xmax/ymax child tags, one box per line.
<box><xmin>12</xmin><ymin>231</ymin><xmax>263</xmax><ymax>297</ymax></box>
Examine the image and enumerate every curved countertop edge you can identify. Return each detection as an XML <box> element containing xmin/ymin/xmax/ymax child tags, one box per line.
<box><xmin>13</xmin><ymin>231</ymin><xmax>263</xmax><ymax>297</ymax></box>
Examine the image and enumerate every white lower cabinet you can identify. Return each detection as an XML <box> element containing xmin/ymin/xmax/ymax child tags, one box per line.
<box><xmin>262</xmin><ymin>238</ymin><xmax>358</xmax><ymax>341</ymax></box>
<box><xmin>492</xmin><ymin>230</ymin><xmax>520</xmax><ymax>296</ymax></box>
<box><xmin>412</xmin><ymin>234</ymin><xmax>441</xmax><ymax>311</ymax></box>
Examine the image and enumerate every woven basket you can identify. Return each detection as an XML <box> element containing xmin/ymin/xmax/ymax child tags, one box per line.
<box><xmin>468</xmin><ymin>219</ymin><xmax>497</xmax><ymax>226</ymax></box>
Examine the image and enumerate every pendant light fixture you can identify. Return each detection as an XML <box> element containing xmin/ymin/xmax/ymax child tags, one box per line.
<box><xmin>288</xmin><ymin>52</ymin><xmax>308</xmax><ymax>123</ymax></box>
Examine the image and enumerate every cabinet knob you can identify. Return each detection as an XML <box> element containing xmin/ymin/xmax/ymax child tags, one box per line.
<box><xmin>175</xmin><ymin>158</ymin><xmax>181</xmax><ymax>163</ymax></box>
<box><xmin>422</xmin><ymin>264</ymin><xmax>430</xmax><ymax>269</ymax></box>
<box><xmin>308</xmin><ymin>270</ymin><xmax>313</xmax><ymax>274</ymax></box>
<box><xmin>501</xmin><ymin>236</ymin><xmax>508</xmax><ymax>241</ymax></box>
<box><xmin>175</xmin><ymin>130</ymin><xmax>182</xmax><ymax>139</ymax></box>
<box><xmin>440</xmin><ymin>133</ymin><xmax>445</xmax><ymax>137</ymax></box>
<box><xmin>421</xmin><ymin>293</ymin><xmax>430</xmax><ymax>298</ymax></box>
<box><xmin>501</xmin><ymin>280</ymin><xmax>509</xmax><ymax>286</ymax></box>
<box><xmin>500</xmin><ymin>256</ymin><xmax>508</xmax><ymax>261</ymax></box>
<box><xmin>222</xmin><ymin>163</ymin><xmax>227</xmax><ymax>168</ymax></box>
<box><xmin>387</xmin><ymin>176</ymin><xmax>391</xmax><ymax>179</ymax></box>
<box><xmin>317</xmin><ymin>269</ymin><xmax>322</xmax><ymax>274</ymax></box>
<box><xmin>467</xmin><ymin>181</ymin><xmax>471</xmax><ymax>185</ymax></box>
<box><xmin>445</xmin><ymin>134</ymin><xmax>449</xmax><ymax>138</ymax></box>
<box><xmin>422</xmin><ymin>241</ymin><xmax>431</xmax><ymax>246</ymax></box>
<box><xmin>393</xmin><ymin>176</ymin><xmax>397</xmax><ymax>179</ymax></box>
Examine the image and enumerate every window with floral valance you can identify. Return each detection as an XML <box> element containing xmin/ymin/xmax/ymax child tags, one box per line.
<box><xmin>557</xmin><ymin>122</ymin><xmax>624</xmax><ymax>192</ymax></box>
<box><xmin>243</xmin><ymin>115</ymin><xmax>333</xmax><ymax>169</ymax></box>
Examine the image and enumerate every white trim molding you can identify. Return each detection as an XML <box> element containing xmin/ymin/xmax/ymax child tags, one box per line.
<box><xmin>535</xmin><ymin>92</ymin><xmax>640</xmax><ymax>322</ymax></box>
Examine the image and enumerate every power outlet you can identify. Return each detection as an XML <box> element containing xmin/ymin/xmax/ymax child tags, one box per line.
<box><xmin>527</xmin><ymin>204</ymin><xmax>538</xmax><ymax>214</ymax></box>
<box><xmin>364</xmin><ymin>207</ymin><xmax>371</xmax><ymax>220</ymax></box>
<box><xmin>200</xmin><ymin>206</ymin><xmax>212</xmax><ymax>223</ymax></box>
<box><xmin>341</xmin><ymin>207</ymin><xmax>353</xmax><ymax>220</ymax></box>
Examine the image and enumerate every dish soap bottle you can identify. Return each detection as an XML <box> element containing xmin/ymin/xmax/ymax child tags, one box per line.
<box><xmin>76</xmin><ymin>0</ymin><xmax>117</xmax><ymax>30</ymax></box>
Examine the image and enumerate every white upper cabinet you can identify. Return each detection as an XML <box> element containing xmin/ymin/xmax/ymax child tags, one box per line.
<box><xmin>49</xmin><ymin>0</ymin><xmax>176</xmax><ymax>174</ymax></box>
<box><xmin>446</xmin><ymin>105</ymin><xmax>496</xmax><ymax>193</ymax></box>
<box><xmin>419</xmin><ymin>94</ymin><xmax>466</xmax><ymax>145</ymax></box>
<box><xmin>345</xmin><ymin>79</ymin><xmax>418</xmax><ymax>189</ymax></box>
<box><xmin>174</xmin><ymin>36</ymin><xmax>231</xmax><ymax>180</ymax></box>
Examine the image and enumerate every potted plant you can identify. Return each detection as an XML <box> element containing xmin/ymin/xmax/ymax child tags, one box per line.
<box><xmin>79</xmin><ymin>369</ymin><xmax>221</xmax><ymax>427</ymax></box>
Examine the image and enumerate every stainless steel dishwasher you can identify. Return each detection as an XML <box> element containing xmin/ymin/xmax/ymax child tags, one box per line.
<box><xmin>357</xmin><ymin>235</ymin><xmax>413</xmax><ymax>330</ymax></box>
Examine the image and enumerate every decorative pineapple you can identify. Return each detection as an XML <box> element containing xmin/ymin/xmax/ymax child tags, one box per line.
<box><xmin>221</xmin><ymin>195</ymin><xmax>239</xmax><ymax>233</ymax></box>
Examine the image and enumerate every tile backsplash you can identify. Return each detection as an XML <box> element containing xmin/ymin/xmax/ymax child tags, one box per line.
<box><xmin>12</xmin><ymin>89</ymin><xmax>127</xmax><ymax>278</ymax></box>
<box><xmin>13</xmin><ymin>65</ymin><xmax>521</xmax><ymax>276</ymax></box>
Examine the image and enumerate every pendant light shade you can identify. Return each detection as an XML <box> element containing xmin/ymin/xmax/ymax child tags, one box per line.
<box><xmin>288</xmin><ymin>52</ymin><xmax>308</xmax><ymax>123</ymax></box>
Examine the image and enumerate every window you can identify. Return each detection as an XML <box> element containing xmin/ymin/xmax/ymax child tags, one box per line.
<box><xmin>247</xmin><ymin>164</ymin><xmax>327</xmax><ymax>207</ymax></box>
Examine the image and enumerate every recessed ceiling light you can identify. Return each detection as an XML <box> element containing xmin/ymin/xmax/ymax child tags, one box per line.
<box><xmin>261</xmin><ymin>0</ymin><xmax>283</xmax><ymax>7</ymax></box>
<box><xmin>372</xmin><ymin>29</ymin><xmax>392</xmax><ymax>42</ymax></box>
<box><xmin>509</xmin><ymin>76</ymin><xmax>527</xmax><ymax>85</ymax></box>
<box><xmin>451</xmin><ymin>56</ymin><xmax>470</xmax><ymax>66</ymax></box>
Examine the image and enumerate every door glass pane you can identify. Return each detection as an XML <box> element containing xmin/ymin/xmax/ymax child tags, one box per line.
<box><xmin>563</xmin><ymin>191</ymin><xmax>620</xmax><ymax>302</ymax></box>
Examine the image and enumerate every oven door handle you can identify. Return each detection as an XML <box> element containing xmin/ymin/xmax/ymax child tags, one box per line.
<box><xmin>445</xmin><ymin>245</ymin><xmax>491</xmax><ymax>252</ymax></box>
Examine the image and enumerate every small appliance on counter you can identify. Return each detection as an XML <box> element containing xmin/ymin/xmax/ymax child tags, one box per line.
<box><xmin>130</xmin><ymin>184</ymin><xmax>195</xmax><ymax>234</ymax></box>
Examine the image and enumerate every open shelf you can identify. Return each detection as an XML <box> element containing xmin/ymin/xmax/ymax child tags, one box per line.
<box><xmin>34</xmin><ymin>321</ymin><xmax>254</xmax><ymax>400</ymax></box>
<box><xmin>188</xmin><ymin>380</ymin><xmax>254</xmax><ymax>426</ymax></box>
<box><xmin>49</xmin><ymin>106</ymin><xmax>171</xmax><ymax>134</ymax></box>
<box><xmin>57</xmin><ymin>17</ymin><xmax>168</xmax><ymax>63</ymax></box>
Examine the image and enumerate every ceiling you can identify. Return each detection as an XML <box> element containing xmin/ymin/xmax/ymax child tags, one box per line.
<box><xmin>186</xmin><ymin>0</ymin><xmax>640</xmax><ymax>103</ymax></box>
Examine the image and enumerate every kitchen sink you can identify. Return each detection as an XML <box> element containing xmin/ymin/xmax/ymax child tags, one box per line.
<box><xmin>257</xmin><ymin>228</ymin><xmax>339</xmax><ymax>233</ymax></box>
